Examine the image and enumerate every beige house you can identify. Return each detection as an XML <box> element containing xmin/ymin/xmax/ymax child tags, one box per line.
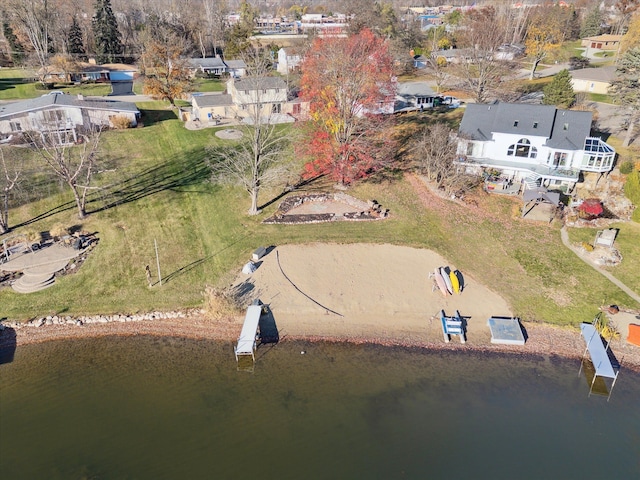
<box><xmin>190</xmin><ymin>76</ymin><xmax>307</xmax><ymax>124</ymax></box>
<box><xmin>580</xmin><ymin>34</ymin><xmax>623</xmax><ymax>50</ymax></box>
<box><xmin>570</xmin><ymin>66</ymin><xmax>617</xmax><ymax>94</ymax></box>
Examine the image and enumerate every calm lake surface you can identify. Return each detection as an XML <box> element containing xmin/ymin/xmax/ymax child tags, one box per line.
<box><xmin>1</xmin><ymin>336</ymin><xmax>639</xmax><ymax>480</ymax></box>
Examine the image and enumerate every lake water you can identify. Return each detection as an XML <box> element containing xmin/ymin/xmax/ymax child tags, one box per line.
<box><xmin>1</xmin><ymin>337</ymin><xmax>639</xmax><ymax>480</ymax></box>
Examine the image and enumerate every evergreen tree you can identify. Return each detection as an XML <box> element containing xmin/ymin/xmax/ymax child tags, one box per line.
<box><xmin>2</xmin><ymin>21</ymin><xmax>25</xmax><ymax>64</ymax></box>
<box><xmin>92</xmin><ymin>0</ymin><xmax>123</xmax><ymax>63</ymax></box>
<box><xmin>68</xmin><ymin>16</ymin><xmax>86</xmax><ymax>61</ymax></box>
<box><xmin>609</xmin><ymin>47</ymin><xmax>640</xmax><ymax>147</ymax></box>
<box><xmin>580</xmin><ymin>6</ymin><xmax>603</xmax><ymax>38</ymax></box>
<box><xmin>543</xmin><ymin>69</ymin><xmax>576</xmax><ymax>108</ymax></box>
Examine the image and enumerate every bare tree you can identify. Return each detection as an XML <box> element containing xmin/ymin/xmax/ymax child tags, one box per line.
<box><xmin>207</xmin><ymin>50</ymin><xmax>293</xmax><ymax>215</ymax></box>
<box><xmin>0</xmin><ymin>148</ymin><xmax>22</xmax><ymax>234</ymax></box>
<box><xmin>201</xmin><ymin>0</ymin><xmax>228</xmax><ymax>57</ymax></box>
<box><xmin>452</xmin><ymin>7</ymin><xmax>513</xmax><ymax>104</ymax></box>
<box><xmin>26</xmin><ymin>127</ymin><xmax>103</xmax><ymax>219</ymax></box>
<box><xmin>7</xmin><ymin>0</ymin><xmax>54</xmax><ymax>83</ymax></box>
<box><xmin>412</xmin><ymin>123</ymin><xmax>459</xmax><ymax>191</ymax></box>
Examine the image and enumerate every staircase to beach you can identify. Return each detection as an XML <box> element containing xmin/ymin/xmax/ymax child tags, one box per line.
<box><xmin>523</xmin><ymin>173</ymin><xmax>542</xmax><ymax>190</ymax></box>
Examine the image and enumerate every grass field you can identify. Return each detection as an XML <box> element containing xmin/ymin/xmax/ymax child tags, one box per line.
<box><xmin>1</xmin><ymin>100</ymin><xmax>638</xmax><ymax>323</ymax></box>
<box><xmin>0</xmin><ymin>68</ymin><xmax>112</xmax><ymax>99</ymax></box>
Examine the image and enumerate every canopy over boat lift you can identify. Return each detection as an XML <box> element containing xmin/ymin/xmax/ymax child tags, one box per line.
<box><xmin>578</xmin><ymin>321</ymin><xmax>620</xmax><ymax>401</ymax></box>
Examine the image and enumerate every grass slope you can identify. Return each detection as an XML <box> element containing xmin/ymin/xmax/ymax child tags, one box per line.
<box><xmin>1</xmin><ymin>104</ymin><xmax>638</xmax><ymax>323</ymax></box>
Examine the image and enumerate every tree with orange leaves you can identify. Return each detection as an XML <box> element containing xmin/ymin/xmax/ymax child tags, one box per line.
<box><xmin>299</xmin><ymin>29</ymin><xmax>397</xmax><ymax>186</ymax></box>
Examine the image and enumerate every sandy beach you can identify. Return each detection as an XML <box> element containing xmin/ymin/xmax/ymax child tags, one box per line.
<box><xmin>3</xmin><ymin>243</ymin><xmax>639</xmax><ymax>371</ymax></box>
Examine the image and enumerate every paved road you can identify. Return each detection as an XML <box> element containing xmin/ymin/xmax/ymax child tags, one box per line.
<box><xmin>560</xmin><ymin>226</ymin><xmax>640</xmax><ymax>305</ymax></box>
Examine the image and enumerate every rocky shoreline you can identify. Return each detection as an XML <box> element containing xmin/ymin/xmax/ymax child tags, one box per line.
<box><xmin>1</xmin><ymin>310</ymin><xmax>639</xmax><ymax>373</ymax></box>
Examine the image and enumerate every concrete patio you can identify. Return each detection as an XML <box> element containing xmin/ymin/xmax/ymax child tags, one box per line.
<box><xmin>1</xmin><ymin>244</ymin><xmax>86</xmax><ymax>293</ymax></box>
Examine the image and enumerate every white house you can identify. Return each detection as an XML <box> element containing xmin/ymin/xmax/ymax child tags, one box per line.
<box><xmin>457</xmin><ymin>103</ymin><xmax>615</xmax><ymax>191</ymax></box>
<box><xmin>0</xmin><ymin>93</ymin><xmax>140</xmax><ymax>144</ymax></box>
<box><xmin>276</xmin><ymin>47</ymin><xmax>303</xmax><ymax>74</ymax></box>
<box><xmin>395</xmin><ymin>82</ymin><xmax>438</xmax><ymax>112</ymax></box>
<box><xmin>187</xmin><ymin>57</ymin><xmax>247</xmax><ymax>77</ymax></box>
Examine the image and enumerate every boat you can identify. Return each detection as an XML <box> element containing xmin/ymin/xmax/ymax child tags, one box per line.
<box><xmin>454</xmin><ymin>269</ymin><xmax>464</xmax><ymax>293</ymax></box>
<box><xmin>441</xmin><ymin>267</ymin><xmax>453</xmax><ymax>295</ymax></box>
<box><xmin>433</xmin><ymin>268</ymin><xmax>448</xmax><ymax>297</ymax></box>
<box><xmin>449</xmin><ymin>269</ymin><xmax>460</xmax><ymax>294</ymax></box>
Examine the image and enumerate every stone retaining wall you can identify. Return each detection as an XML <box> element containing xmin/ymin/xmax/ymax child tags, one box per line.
<box><xmin>0</xmin><ymin>309</ymin><xmax>204</xmax><ymax>331</ymax></box>
<box><xmin>263</xmin><ymin>193</ymin><xmax>389</xmax><ymax>224</ymax></box>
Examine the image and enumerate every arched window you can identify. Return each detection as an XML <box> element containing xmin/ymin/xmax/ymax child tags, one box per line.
<box><xmin>507</xmin><ymin>138</ymin><xmax>532</xmax><ymax>158</ymax></box>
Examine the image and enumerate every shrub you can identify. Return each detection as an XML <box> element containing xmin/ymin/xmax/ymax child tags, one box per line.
<box><xmin>49</xmin><ymin>224</ymin><xmax>69</xmax><ymax>239</ymax></box>
<box><xmin>110</xmin><ymin>115</ymin><xmax>132</xmax><ymax>129</ymax></box>
<box><xmin>619</xmin><ymin>160</ymin><xmax>634</xmax><ymax>175</ymax></box>
<box><xmin>578</xmin><ymin>198</ymin><xmax>603</xmax><ymax>218</ymax></box>
<box><xmin>203</xmin><ymin>286</ymin><xmax>243</xmax><ymax>320</ymax></box>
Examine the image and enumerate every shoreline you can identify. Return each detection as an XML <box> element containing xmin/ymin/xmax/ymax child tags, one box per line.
<box><xmin>3</xmin><ymin>313</ymin><xmax>639</xmax><ymax>373</ymax></box>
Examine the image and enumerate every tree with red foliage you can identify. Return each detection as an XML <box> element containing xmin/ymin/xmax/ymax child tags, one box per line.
<box><xmin>299</xmin><ymin>29</ymin><xmax>397</xmax><ymax>186</ymax></box>
<box><xmin>579</xmin><ymin>198</ymin><xmax>604</xmax><ymax>218</ymax></box>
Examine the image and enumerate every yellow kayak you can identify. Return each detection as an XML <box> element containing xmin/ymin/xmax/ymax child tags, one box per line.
<box><xmin>449</xmin><ymin>270</ymin><xmax>460</xmax><ymax>294</ymax></box>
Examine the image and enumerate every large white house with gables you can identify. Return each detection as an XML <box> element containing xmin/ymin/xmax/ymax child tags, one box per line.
<box><xmin>457</xmin><ymin>103</ymin><xmax>615</xmax><ymax>191</ymax></box>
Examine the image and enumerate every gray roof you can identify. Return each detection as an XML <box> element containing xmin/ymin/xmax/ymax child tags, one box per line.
<box><xmin>570</xmin><ymin>66</ymin><xmax>617</xmax><ymax>83</ymax></box>
<box><xmin>193</xmin><ymin>94</ymin><xmax>233</xmax><ymax>107</ymax></box>
<box><xmin>188</xmin><ymin>57</ymin><xmax>226</xmax><ymax>69</ymax></box>
<box><xmin>224</xmin><ymin>59</ymin><xmax>247</xmax><ymax>69</ymax></box>
<box><xmin>459</xmin><ymin>103</ymin><xmax>592</xmax><ymax>150</ymax></box>
<box><xmin>233</xmin><ymin>76</ymin><xmax>286</xmax><ymax>90</ymax></box>
<box><xmin>397</xmin><ymin>82</ymin><xmax>436</xmax><ymax>97</ymax></box>
<box><xmin>0</xmin><ymin>94</ymin><xmax>139</xmax><ymax>119</ymax></box>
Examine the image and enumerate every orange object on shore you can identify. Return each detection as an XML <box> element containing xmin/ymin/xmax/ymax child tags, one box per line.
<box><xmin>628</xmin><ymin>324</ymin><xmax>640</xmax><ymax>346</ymax></box>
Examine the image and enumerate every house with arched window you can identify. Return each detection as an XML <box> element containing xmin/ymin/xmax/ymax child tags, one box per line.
<box><xmin>456</xmin><ymin>103</ymin><xmax>615</xmax><ymax>192</ymax></box>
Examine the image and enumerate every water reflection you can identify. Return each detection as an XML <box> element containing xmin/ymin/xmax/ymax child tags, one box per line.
<box><xmin>0</xmin><ymin>337</ymin><xmax>638</xmax><ymax>480</ymax></box>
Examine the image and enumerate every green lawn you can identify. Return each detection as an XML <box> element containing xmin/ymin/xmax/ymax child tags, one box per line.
<box><xmin>0</xmin><ymin>68</ymin><xmax>112</xmax><ymax>100</ymax></box>
<box><xmin>192</xmin><ymin>77</ymin><xmax>226</xmax><ymax>92</ymax></box>
<box><xmin>1</xmin><ymin>105</ymin><xmax>639</xmax><ymax>323</ymax></box>
<box><xmin>586</xmin><ymin>93</ymin><xmax>616</xmax><ymax>104</ymax></box>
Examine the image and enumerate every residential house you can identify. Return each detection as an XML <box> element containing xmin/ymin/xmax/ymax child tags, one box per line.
<box><xmin>41</xmin><ymin>62</ymin><xmax>138</xmax><ymax>83</ymax></box>
<box><xmin>190</xmin><ymin>94</ymin><xmax>235</xmax><ymax>123</ymax></box>
<box><xmin>0</xmin><ymin>93</ymin><xmax>140</xmax><ymax>144</ymax></box>
<box><xmin>395</xmin><ymin>82</ymin><xmax>438</xmax><ymax>112</ymax></box>
<box><xmin>413</xmin><ymin>55</ymin><xmax>429</xmax><ymax>69</ymax></box>
<box><xmin>228</xmin><ymin>76</ymin><xmax>288</xmax><ymax>119</ymax></box>
<box><xmin>277</xmin><ymin>47</ymin><xmax>303</xmax><ymax>74</ymax></box>
<box><xmin>224</xmin><ymin>60</ymin><xmax>247</xmax><ymax>78</ymax></box>
<box><xmin>188</xmin><ymin>57</ymin><xmax>227</xmax><ymax>76</ymax></box>
<box><xmin>581</xmin><ymin>34</ymin><xmax>623</xmax><ymax>50</ymax></box>
<box><xmin>187</xmin><ymin>57</ymin><xmax>247</xmax><ymax>77</ymax></box>
<box><xmin>431</xmin><ymin>48</ymin><xmax>475</xmax><ymax>64</ymax></box>
<box><xmin>457</xmin><ymin>103</ymin><xmax>615</xmax><ymax>191</ymax></box>
<box><xmin>570</xmin><ymin>66</ymin><xmax>617</xmax><ymax>94</ymax></box>
<box><xmin>190</xmin><ymin>76</ymin><xmax>306</xmax><ymax>125</ymax></box>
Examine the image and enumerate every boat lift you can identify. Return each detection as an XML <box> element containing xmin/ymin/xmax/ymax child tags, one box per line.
<box><xmin>578</xmin><ymin>319</ymin><xmax>620</xmax><ymax>401</ymax></box>
<box><xmin>440</xmin><ymin>310</ymin><xmax>466</xmax><ymax>343</ymax></box>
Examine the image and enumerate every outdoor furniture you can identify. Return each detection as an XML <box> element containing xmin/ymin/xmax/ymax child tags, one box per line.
<box><xmin>628</xmin><ymin>324</ymin><xmax>640</xmax><ymax>347</ymax></box>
